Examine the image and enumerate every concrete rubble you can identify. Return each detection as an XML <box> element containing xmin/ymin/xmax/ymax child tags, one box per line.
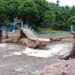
<box><xmin>0</xmin><ymin>28</ymin><xmax>51</xmax><ymax>49</ymax></box>
<box><xmin>0</xmin><ymin>28</ymin><xmax>75</xmax><ymax>75</ymax></box>
<box><xmin>0</xmin><ymin>28</ymin><xmax>73</xmax><ymax>49</ymax></box>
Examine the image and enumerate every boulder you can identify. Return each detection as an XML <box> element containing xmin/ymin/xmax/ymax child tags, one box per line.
<box><xmin>11</xmin><ymin>38</ymin><xmax>20</xmax><ymax>43</ymax></box>
<box><xmin>19</xmin><ymin>38</ymin><xmax>39</xmax><ymax>48</ymax></box>
<box><xmin>50</xmin><ymin>37</ymin><xmax>63</xmax><ymax>41</ymax></box>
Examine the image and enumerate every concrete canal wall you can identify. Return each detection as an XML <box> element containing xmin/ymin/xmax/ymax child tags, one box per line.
<box><xmin>0</xmin><ymin>29</ymin><xmax>39</xmax><ymax>48</ymax></box>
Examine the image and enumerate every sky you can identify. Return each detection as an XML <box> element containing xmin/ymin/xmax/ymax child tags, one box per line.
<box><xmin>47</xmin><ymin>0</ymin><xmax>75</xmax><ymax>6</ymax></box>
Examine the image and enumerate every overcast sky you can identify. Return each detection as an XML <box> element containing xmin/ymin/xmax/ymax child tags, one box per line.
<box><xmin>47</xmin><ymin>0</ymin><xmax>75</xmax><ymax>6</ymax></box>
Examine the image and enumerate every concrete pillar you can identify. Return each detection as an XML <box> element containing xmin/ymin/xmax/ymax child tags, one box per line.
<box><xmin>71</xmin><ymin>26</ymin><xmax>73</xmax><ymax>33</ymax></box>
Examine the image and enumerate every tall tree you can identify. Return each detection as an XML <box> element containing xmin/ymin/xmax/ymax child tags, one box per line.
<box><xmin>18</xmin><ymin>0</ymin><xmax>38</xmax><ymax>27</ymax></box>
<box><xmin>5</xmin><ymin>0</ymin><xmax>20</xmax><ymax>22</ymax></box>
<box><xmin>0</xmin><ymin>0</ymin><xmax>7</xmax><ymax>22</ymax></box>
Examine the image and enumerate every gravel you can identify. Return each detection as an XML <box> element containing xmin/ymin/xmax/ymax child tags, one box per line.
<box><xmin>32</xmin><ymin>59</ymin><xmax>75</xmax><ymax>75</ymax></box>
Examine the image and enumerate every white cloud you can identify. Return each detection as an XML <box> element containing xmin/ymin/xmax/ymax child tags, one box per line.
<box><xmin>47</xmin><ymin>0</ymin><xmax>75</xmax><ymax>6</ymax></box>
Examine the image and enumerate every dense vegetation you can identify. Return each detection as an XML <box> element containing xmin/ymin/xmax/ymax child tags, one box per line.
<box><xmin>0</xmin><ymin>0</ymin><xmax>75</xmax><ymax>30</ymax></box>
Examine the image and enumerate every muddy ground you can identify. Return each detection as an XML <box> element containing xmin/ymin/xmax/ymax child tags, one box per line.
<box><xmin>32</xmin><ymin>59</ymin><xmax>75</xmax><ymax>75</ymax></box>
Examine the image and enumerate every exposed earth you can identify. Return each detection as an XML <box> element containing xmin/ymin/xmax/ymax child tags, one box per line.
<box><xmin>32</xmin><ymin>59</ymin><xmax>75</xmax><ymax>75</ymax></box>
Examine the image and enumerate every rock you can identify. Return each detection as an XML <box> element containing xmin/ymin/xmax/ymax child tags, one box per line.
<box><xmin>11</xmin><ymin>38</ymin><xmax>20</xmax><ymax>43</ymax></box>
<box><xmin>32</xmin><ymin>59</ymin><xmax>75</xmax><ymax>75</ymax></box>
<box><xmin>19</xmin><ymin>38</ymin><xmax>39</xmax><ymax>48</ymax></box>
<box><xmin>50</xmin><ymin>37</ymin><xmax>63</xmax><ymax>41</ymax></box>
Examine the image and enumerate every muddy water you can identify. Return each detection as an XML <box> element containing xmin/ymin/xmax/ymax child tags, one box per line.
<box><xmin>0</xmin><ymin>42</ymin><xmax>73</xmax><ymax>75</ymax></box>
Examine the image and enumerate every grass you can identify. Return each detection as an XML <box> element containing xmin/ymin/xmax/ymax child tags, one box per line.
<box><xmin>36</xmin><ymin>27</ymin><xmax>65</xmax><ymax>33</ymax></box>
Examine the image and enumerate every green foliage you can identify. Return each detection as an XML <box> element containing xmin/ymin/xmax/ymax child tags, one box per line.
<box><xmin>0</xmin><ymin>0</ymin><xmax>75</xmax><ymax>30</ymax></box>
<box><xmin>18</xmin><ymin>0</ymin><xmax>39</xmax><ymax>27</ymax></box>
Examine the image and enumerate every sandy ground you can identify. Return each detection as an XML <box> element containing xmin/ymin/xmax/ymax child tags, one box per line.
<box><xmin>32</xmin><ymin>58</ymin><xmax>75</xmax><ymax>75</ymax></box>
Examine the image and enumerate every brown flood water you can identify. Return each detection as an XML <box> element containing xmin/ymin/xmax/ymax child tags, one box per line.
<box><xmin>0</xmin><ymin>41</ymin><xmax>72</xmax><ymax>75</ymax></box>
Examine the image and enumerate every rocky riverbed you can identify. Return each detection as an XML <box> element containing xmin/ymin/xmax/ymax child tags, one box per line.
<box><xmin>32</xmin><ymin>58</ymin><xmax>75</xmax><ymax>75</ymax></box>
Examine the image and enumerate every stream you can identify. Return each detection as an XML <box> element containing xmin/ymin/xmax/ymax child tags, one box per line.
<box><xmin>0</xmin><ymin>42</ymin><xmax>73</xmax><ymax>75</ymax></box>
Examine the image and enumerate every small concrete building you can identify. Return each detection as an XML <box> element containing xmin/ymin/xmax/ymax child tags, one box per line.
<box><xmin>14</xmin><ymin>17</ymin><xmax>23</xmax><ymax>28</ymax></box>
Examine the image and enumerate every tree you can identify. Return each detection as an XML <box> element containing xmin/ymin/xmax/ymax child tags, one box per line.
<box><xmin>18</xmin><ymin>0</ymin><xmax>38</xmax><ymax>27</ymax></box>
<box><xmin>0</xmin><ymin>0</ymin><xmax>74</xmax><ymax>31</ymax></box>
<box><xmin>54</xmin><ymin>6</ymin><xmax>71</xmax><ymax>30</ymax></box>
<box><xmin>42</xmin><ymin>11</ymin><xmax>55</xmax><ymax>28</ymax></box>
<box><xmin>5</xmin><ymin>0</ymin><xmax>20</xmax><ymax>22</ymax></box>
<box><xmin>0</xmin><ymin>0</ymin><xmax>7</xmax><ymax>22</ymax></box>
<box><xmin>33</xmin><ymin>0</ymin><xmax>49</xmax><ymax>27</ymax></box>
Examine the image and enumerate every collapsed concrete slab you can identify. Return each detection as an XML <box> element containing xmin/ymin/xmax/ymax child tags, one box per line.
<box><xmin>20</xmin><ymin>28</ymin><xmax>50</xmax><ymax>48</ymax></box>
<box><xmin>21</xmin><ymin>28</ymin><xmax>38</xmax><ymax>40</ymax></box>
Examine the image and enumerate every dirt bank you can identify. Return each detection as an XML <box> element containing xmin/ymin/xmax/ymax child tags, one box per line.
<box><xmin>32</xmin><ymin>58</ymin><xmax>75</xmax><ymax>75</ymax></box>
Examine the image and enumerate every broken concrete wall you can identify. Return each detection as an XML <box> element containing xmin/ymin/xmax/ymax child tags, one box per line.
<box><xmin>0</xmin><ymin>29</ymin><xmax>39</xmax><ymax>48</ymax></box>
<box><xmin>8</xmin><ymin>29</ymin><xmax>21</xmax><ymax>39</ymax></box>
<box><xmin>1</xmin><ymin>30</ymin><xmax>22</xmax><ymax>43</ymax></box>
<box><xmin>0</xmin><ymin>29</ymin><xmax>49</xmax><ymax>49</ymax></box>
<box><xmin>2</xmin><ymin>31</ymin><xmax>8</xmax><ymax>39</ymax></box>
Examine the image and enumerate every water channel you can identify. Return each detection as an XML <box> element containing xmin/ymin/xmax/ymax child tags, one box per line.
<box><xmin>0</xmin><ymin>41</ymin><xmax>73</xmax><ymax>75</ymax></box>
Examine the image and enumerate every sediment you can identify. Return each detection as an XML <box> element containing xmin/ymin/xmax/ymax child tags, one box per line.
<box><xmin>32</xmin><ymin>59</ymin><xmax>75</xmax><ymax>75</ymax></box>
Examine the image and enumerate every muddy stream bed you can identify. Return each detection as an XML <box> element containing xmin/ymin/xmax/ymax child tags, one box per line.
<box><xmin>0</xmin><ymin>41</ymin><xmax>73</xmax><ymax>75</ymax></box>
